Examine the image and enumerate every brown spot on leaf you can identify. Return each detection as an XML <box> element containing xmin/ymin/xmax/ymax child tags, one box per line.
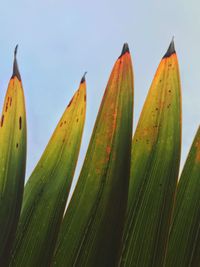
<box><xmin>1</xmin><ymin>115</ymin><xmax>4</xmax><ymax>127</ymax></box>
<box><xmin>16</xmin><ymin>143</ymin><xmax>19</xmax><ymax>148</ymax></box>
<box><xmin>5</xmin><ymin>97</ymin><xmax>9</xmax><ymax>112</ymax></box>
<box><xmin>67</xmin><ymin>96</ymin><xmax>74</xmax><ymax>108</ymax></box>
<box><xmin>106</xmin><ymin>146</ymin><xmax>111</xmax><ymax>155</ymax></box>
<box><xmin>60</xmin><ymin>122</ymin><xmax>63</xmax><ymax>127</ymax></box>
<box><xmin>19</xmin><ymin>117</ymin><xmax>22</xmax><ymax>130</ymax></box>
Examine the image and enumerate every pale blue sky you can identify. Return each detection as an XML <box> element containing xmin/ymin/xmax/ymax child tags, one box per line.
<box><xmin>0</xmin><ymin>1</ymin><xmax>199</xmax><ymax>184</ymax></box>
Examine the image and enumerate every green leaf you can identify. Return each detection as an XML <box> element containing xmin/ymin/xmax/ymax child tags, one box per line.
<box><xmin>10</xmin><ymin>76</ymin><xmax>86</xmax><ymax>267</ymax></box>
<box><xmin>166</xmin><ymin>126</ymin><xmax>200</xmax><ymax>267</ymax></box>
<box><xmin>120</xmin><ymin>40</ymin><xmax>181</xmax><ymax>267</ymax></box>
<box><xmin>0</xmin><ymin>46</ymin><xmax>27</xmax><ymax>266</ymax></box>
<box><xmin>52</xmin><ymin>43</ymin><xmax>134</xmax><ymax>267</ymax></box>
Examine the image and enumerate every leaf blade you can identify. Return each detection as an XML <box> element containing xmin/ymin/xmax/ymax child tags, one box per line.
<box><xmin>166</xmin><ymin>126</ymin><xmax>200</xmax><ymax>267</ymax></box>
<box><xmin>0</xmin><ymin>48</ymin><xmax>27</xmax><ymax>266</ymax></box>
<box><xmin>120</xmin><ymin>40</ymin><xmax>182</xmax><ymax>267</ymax></box>
<box><xmin>10</xmin><ymin>78</ymin><xmax>86</xmax><ymax>267</ymax></box>
<box><xmin>53</xmin><ymin>43</ymin><xmax>134</xmax><ymax>267</ymax></box>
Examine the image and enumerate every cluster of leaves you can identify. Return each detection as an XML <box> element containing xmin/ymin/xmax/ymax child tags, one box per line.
<box><xmin>0</xmin><ymin>41</ymin><xmax>199</xmax><ymax>267</ymax></box>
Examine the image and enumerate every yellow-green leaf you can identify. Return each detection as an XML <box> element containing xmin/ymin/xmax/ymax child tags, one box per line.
<box><xmin>10</xmin><ymin>76</ymin><xmax>86</xmax><ymax>267</ymax></box>
<box><xmin>0</xmin><ymin>46</ymin><xmax>27</xmax><ymax>266</ymax></box>
<box><xmin>120</xmin><ymin>40</ymin><xmax>181</xmax><ymax>267</ymax></box>
<box><xmin>52</xmin><ymin>44</ymin><xmax>134</xmax><ymax>267</ymax></box>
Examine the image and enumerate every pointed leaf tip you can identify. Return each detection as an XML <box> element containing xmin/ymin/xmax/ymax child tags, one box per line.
<box><xmin>12</xmin><ymin>45</ymin><xmax>21</xmax><ymax>81</ymax></box>
<box><xmin>80</xmin><ymin>72</ymin><xmax>87</xmax><ymax>83</ymax></box>
<box><xmin>163</xmin><ymin>37</ymin><xmax>176</xmax><ymax>58</ymax></box>
<box><xmin>119</xmin><ymin>43</ymin><xmax>129</xmax><ymax>58</ymax></box>
<box><xmin>14</xmin><ymin>45</ymin><xmax>18</xmax><ymax>57</ymax></box>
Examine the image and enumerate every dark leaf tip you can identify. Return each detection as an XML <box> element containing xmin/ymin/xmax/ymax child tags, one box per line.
<box><xmin>119</xmin><ymin>43</ymin><xmax>130</xmax><ymax>58</ymax></box>
<box><xmin>80</xmin><ymin>72</ymin><xmax>87</xmax><ymax>83</ymax></box>
<box><xmin>14</xmin><ymin>45</ymin><xmax>18</xmax><ymax>57</ymax></box>
<box><xmin>163</xmin><ymin>37</ymin><xmax>176</xmax><ymax>58</ymax></box>
<box><xmin>12</xmin><ymin>45</ymin><xmax>21</xmax><ymax>81</ymax></box>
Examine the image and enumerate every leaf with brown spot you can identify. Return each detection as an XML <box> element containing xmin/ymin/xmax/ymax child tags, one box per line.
<box><xmin>10</xmin><ymin>77</ymin><xmax>86</xmax><ymax>267</ymax></box>
<box><xmin>120</xmin><ymin>40</ymin><xmax>181</xmax><ymax>267</ymax></box>
<box><xmin>0</xmin><ymin>47</ymin><xmax>27</xmax><ymax>266</ymax></box>
<box><xmin>52</xmin><ymin>43</ymin><xmax>134</xmax><ymax>267</ymax></box>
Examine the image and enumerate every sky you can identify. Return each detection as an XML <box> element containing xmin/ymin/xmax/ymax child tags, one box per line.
<box><xmin>0</xmin><ymin>0</ymin><xmax>199</xmax><ymax>188</ymax></box>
